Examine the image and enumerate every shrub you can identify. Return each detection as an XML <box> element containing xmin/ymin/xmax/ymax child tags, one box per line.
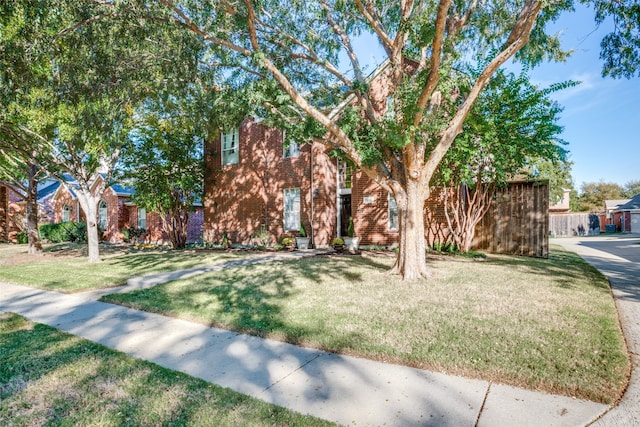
<box><xmin>281</xmin><ymin>237</ymin><xmax>294</xmax><ymax>246</ymax></box>
<box><xmin>39</xmin><ymin>222</ymin><xmax>87</xmax><ymax>243</ymax></box>
<box><xmin>16</xmin><ymin>231</ymin><xmax>28</xmax><ymax>244</ymax></box>
<box><xmin>332</xmin><ymin>237</ymin><xmax>344</xmax><ymax>245</ymax></box>
<box><xmin>347</xmin><ymin>217</ymin><xmax>355</xmax><ymax>238</ymax></box>
<box><xmin>121</xmin><ymin>226</ymin><xmax>146</xmax><ymax>243</ymax></box>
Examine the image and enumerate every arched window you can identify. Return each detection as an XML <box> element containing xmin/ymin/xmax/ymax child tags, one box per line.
<box><xmin>98</xmin><ymin>201</ymin><xmax>108</xmax><ymax>229</ymax></box>
<box><xmin>62</xmin><ymin>205</ymin><xmax>71</xmax><ymax>223</ymax></box>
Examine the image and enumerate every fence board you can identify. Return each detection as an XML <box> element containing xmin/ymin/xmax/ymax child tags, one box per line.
<box><xmin>473</xmin><ymin>181</ymin><xmax>549</xmax><ymax>258</ymax></box>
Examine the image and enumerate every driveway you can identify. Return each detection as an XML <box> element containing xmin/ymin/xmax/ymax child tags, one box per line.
<box><xmin>552</xmin><ymin>234</ymin><xmax>640</xmax><ymax>426</ymax></box>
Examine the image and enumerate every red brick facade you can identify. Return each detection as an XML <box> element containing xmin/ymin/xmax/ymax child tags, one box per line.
<box><xmin>203</xmin><ymin>119</ymin><xmax>459</xmax><ymax>248</ymax></box>
<box><xmin>51</xmin><ymin>177</ymin><xmax>204</xmax><ymax>245</ymax></box>
<box><xmin>204</xmin><ymin>119</ymin><xmax>338</xmax><ymax>246</ymax></box>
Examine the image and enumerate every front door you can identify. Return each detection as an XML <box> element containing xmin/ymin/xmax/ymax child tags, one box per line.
<box><xmin>340</xmin><ymin>195</ymin><xmax>352</xmax><ymax>237</ymax></box>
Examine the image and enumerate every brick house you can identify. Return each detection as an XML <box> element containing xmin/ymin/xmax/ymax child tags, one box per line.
<box><xmin>613</xmin><ymin>194</ymin><xmax>640</xmax><ymax>233</ymax></box>
<box><xmin>203</xmin><ymin>117</ymin><xmax>549</xmax><ymax>256</ymax></box>
<box><xmin>51</xmin><ymin>175</ymin><xmax>204</xmax><ymax>244</ymax></box>
<box><xmin>203</xmin><ymin>58</ymin><xmax>549</xmax><ymax>254</ymax></box>
<box><xmin>0</xmin><ymin>181</ymin><xmax>58</xmax><ymax>242</ymax></box>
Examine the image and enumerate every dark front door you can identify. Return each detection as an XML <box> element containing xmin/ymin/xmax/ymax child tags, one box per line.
<box><xmin>340</xmin><ymin>194</ymin><xmax>352</xmax><ymax>236</ymax></box>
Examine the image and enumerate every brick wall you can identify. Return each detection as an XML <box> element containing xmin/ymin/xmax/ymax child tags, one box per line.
<box><xmin>204</xmin><ymin>119</ymin><xmax>335</xmax><ymax>246</ymax></box>
<box><xmin>53</xmin><ymin>187</ymin><xmax>82</xmax><ymax>223</ymax></box>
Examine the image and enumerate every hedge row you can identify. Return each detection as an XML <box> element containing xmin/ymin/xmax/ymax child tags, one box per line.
<box><xmin>39</xmin><ymin>222</ymin><xmax>87</xmax><ymax>243</ymax></box>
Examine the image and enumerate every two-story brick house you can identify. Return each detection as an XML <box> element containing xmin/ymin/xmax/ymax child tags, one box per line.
<box><xmin>203</xmin><ymin>117</ymin><xmax>466</xmax><ymax>248</ymax></box>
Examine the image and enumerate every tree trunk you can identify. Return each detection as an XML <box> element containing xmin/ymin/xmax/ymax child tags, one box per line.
<box><xmin>390</xmin><ymin>180</ymin><xmax>429</xmax><ymax>280</ymax></box>
<box><xmin>26</xmin><ymin>163</ymin><xmax>43</xmax><ymax>255</ymax></box>
<box><xmin>77</xmin><ymin>192</ymin><xmax>101</xmax><ymax>263</ymax></box>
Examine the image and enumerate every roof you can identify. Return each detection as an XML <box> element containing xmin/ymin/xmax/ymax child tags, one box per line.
<box><xmin>616</xmin><ymin>194</ymin><xmax>640</xmax><ymax>211</ymax></box>
<box><xmin>604</xmin><ymin>199</ymin><xmax>630</xmax><ymax>211</ymax></box>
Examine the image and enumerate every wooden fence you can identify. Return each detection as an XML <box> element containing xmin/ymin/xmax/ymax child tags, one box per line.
<box><xmin>549</xmin><ymin>213</ymin><xmax>601</xmax><ymax>237</ymax></box>
<box><xmin>473</xmin><ymin>181</ymin><xmax>549</xmax><ymax>257</ymax></box>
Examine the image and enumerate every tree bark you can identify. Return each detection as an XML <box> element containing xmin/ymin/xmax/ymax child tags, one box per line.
<box><xmin>77</xmin><ymin>192</ymin><xmax>101</xmax><ymax>263</ymax></box>
<box><xmin>389</xmin><ymin>180</ymin><xmax>429</xmax><ymax>280</ymax></box>
<box><xmin>26</xmin><ymin>163</ymin><xmax>43</xmax><ymax>255</ymax></box>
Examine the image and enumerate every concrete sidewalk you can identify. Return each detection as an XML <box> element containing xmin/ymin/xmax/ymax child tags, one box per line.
<box><xmin>553</xmin><ymin>234</ymin><xmax>640</xmax><ymax>426</ymax></box>
<box><xmin>0</xmin><ymin>277</ymin><xmax>607</xmax><ymax>427</ymax></box>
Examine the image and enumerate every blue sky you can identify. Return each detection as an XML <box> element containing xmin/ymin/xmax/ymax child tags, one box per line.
<box><xmin>527</xmin><ymin>4</ymin><xmax>640</xmax><ymax>190</ymax></box>
<box><xmin>348</xmin><ymin>4</ymin><xmax>639</xmax><ymax>191</ymax></box>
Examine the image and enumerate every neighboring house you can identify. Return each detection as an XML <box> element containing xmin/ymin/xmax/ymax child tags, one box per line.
<box><xmin>613</xmin><ymin>194</ymin><xmax>640</xmax><ymax>233</ymax></box>
<box><xmin>604</xmin><ymin>199</ymin><xmax>631</xmax><ymax>232</ymax></box>
<box><xmin>51</xmin><ymin>174</ymin><xmax>204</xmax><ymax>244</ymax></box>
<box><xmin>549</xmin><ymin>188</ymin><xmax>571</xmax><ymax>213</ymax></box>
<box><xmin>0</xmin><ymin>180</ymin><xmax>58</xmax><ymax>242</ymax></box>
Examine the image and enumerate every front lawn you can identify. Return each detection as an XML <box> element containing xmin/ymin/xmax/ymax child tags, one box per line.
<box><xmin>0</xmin><ymin>313</ymin><xmax>334</xmax><ymax>426</ymax></box>
<box><xmin>0</xmin><ymin>243</ymin><xmax>241</xmax><ymax>292</ymax></box>
<box><xmin>102</xmin><ymin>246</ymin><xmax>629</xmax><ymax>404</ymax></box>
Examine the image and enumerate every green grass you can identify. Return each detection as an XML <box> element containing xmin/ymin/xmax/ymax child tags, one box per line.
<box><xmin>0</xmin><ymin>313</ymin><xmax>334</xmax><ymax>427</ymax></box>
<box><xmin>102</xmin><ymin>246</ymin><xmax>629</xmax><ymax>404</ymax></box>
<box><xmin>0</xmin><ymin>243</ymin><xmax>241</xmax><ymax>292</ymax></box>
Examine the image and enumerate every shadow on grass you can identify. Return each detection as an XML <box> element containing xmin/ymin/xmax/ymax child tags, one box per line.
<box><xmin>0</xmin><ymin>313</ymin><xmax>332</xmax><ymax>426</ymax></box>
<box><xmin>102</xmin><ymin>254</ymin><xmax>390</xmax><ymax>354</ymax></box>
<box><xmin>484</xmin><ymin>247</ymin><xmax>611</xmax><ymax>292</ymax></box>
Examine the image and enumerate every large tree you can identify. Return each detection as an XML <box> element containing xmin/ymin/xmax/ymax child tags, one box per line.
<box><xmin>591</xmin><ymin>0</ymin><xmax>640</xmax><ymax>78</ymax></box>
<box><xmin>86</xmin><ymin>0</ymin><xmax>573</xmax><ymax>280</ymax></box>
<box><xmin>1</xmin><ymin>0</ymin><xmax>202</xmax><ymax>262</ymax></box>
<box><xmin>576</xmin><ymin>181</ymin><xmax>625</xmax><ymax>212</ymax></box>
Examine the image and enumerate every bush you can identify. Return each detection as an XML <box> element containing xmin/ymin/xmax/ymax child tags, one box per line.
<box><xmin>39</xmin><ymin>222</ymin><xmax>87</xmax><ymax>243</ymax></box>
<box><xmin>121</xmin><ymin>226</ymin><xmax>146</xmax><ymax>243</ymax></box>
<box><xmin>16</xmin><ymin>231</ymin><xmax>28</xmax><ymax>244</ymax></box>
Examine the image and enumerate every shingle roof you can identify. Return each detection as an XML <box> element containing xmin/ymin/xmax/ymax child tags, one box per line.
<box><xmin>617</xmin><ymin>194</ymin><xmax>640</xmax><ymax>211</ymax></box>
<box><xmin>605</xmin><ymin>199</ymin><xmax>630</xmax><ymax>211</ymax></box>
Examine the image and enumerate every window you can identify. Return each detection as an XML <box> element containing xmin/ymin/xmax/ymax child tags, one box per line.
<box><xmin>388</xmin><ymin>193</ymin><xmax>398</xmax><ymax>230</ymax></box>
<box><xmin>283</xmin><ymin>133</ymin><xmax>300</xmax><ymax>158</ymax></box>
<box><xmin>62</xmin><ymin>204</ymin><xmax>70</xmax><ymax>223</ymax></box>
<box><xmin>221</xmin><ymin>128</ymin><xmax>239</xmax><ymax>165</ymax></box>
<box><xmin>283</xmin><ymin>188</ymin><xmax>300</xmax><ymax>231</ymax></box>
<box><xmin>137</xmin><ymin>207</ymin><xmax>146</xmax><ymax>230</ymax></box>
<box><xmin>98</xmin><ymin>201</ymin><xmax>108</xmax><ymax>229</ymax></box>
<box><xmin>338</xmin><ymin>160</ymin><xmax>352</xmax><ymax>189</ymax></box>
<box><xmin>386</xmin><ymin>95</ymin><xmax>395</xmax><ymax>117</ymax></box>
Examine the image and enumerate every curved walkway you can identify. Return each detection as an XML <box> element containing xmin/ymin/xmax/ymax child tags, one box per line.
<box><xmin>553</xmin><ymin>234</ymin><xmax>640</xmax><ymax>426</ymax></box>
<box><xmin>2</xmin><ymin>244</ymin><xmax>632</xmax><ymax>426</ymax></box>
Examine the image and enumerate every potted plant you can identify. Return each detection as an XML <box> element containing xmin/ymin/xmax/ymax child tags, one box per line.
<box><xmin>295</xmin><ymin>222</ymin><xmax>310</xmax><ymax>249</ymax></box>
<box><xmin>332</xmin><ymin>237</ymin><xmax>345</xmax><ymax>252</ymax></box>
<box><xmin>344</xmin><ymin>216</ymin><xmax>359</xmax><ymax>252</ymax></box>
<box><xmin>281</xmin><ymin>236</ymin><xmax>295</xmax><ymax>251</ymax></box>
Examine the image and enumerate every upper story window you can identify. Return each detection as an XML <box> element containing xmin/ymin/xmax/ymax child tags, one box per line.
<box><xmin>283</xmin><ymin>139</ymin><xmax>300</xmax><ymax>158</ymax></box>
<box><xmin>98</xmin><ymin>201</ymin><xmax>108</xmax><ymax>229</ymax></box>
<box><xmin>221</xmin><ymin>128</ymin><xmax>239</xmax><ymax>165</ymax></box>
<box><xmin>338</xmin><ymin>160</ymin><xmax>352</xmax><ymax>190</ymax></box>
<box><xmin>62</xmin><ymin>204</ymin><xmax>70</xmax><ymax>222</ymax></box>
<box><xmin>137</xmin><ymin>207</ymin><xmax>146</xmax><ymax>230</ymax></box>
<box><xmin>388</xmin><ymin>193</ymin><xmax>398</xmax><ymax>230</ymax></box>
<box><xmin>283</xmin><ymin>188</ymin><xmax>301</xmax><ymax>231</ymax></box>
<box><xmin>386</xmin><ymin>95</ymin><xmax>395</xmax><ymax>117</ymax></box>
<box><xmin>282</xmin><ymin>131</ymin><xmax>300</xmax><ymax>158</ymax></box>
